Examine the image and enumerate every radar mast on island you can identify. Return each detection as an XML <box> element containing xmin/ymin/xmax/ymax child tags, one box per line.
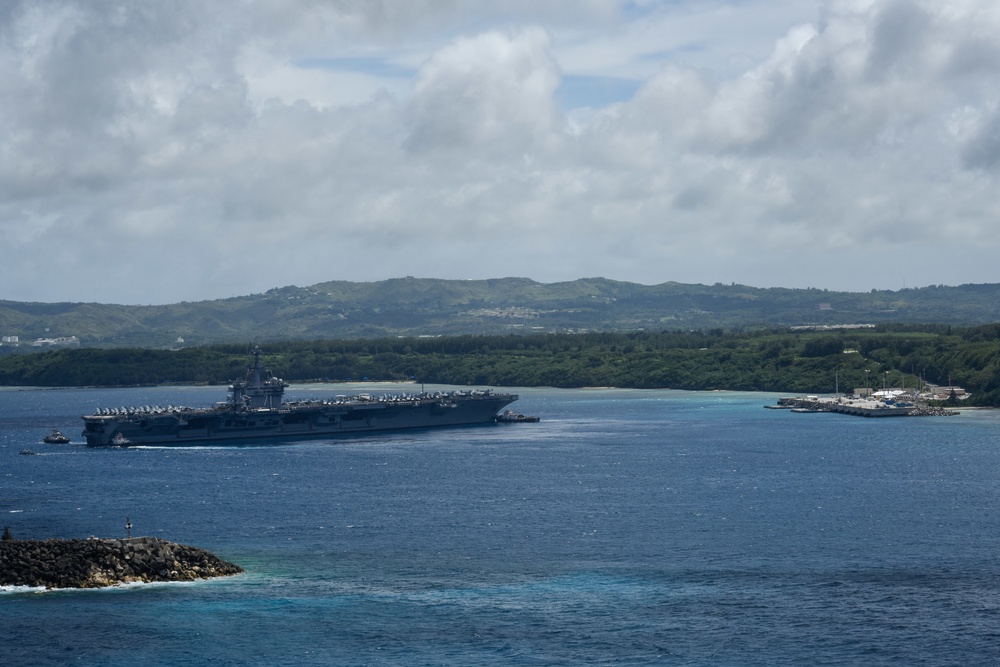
<box><xmin>228</xmin><ymin>345</ymin><xmax>288</xmax><ymax>410</ymax></box>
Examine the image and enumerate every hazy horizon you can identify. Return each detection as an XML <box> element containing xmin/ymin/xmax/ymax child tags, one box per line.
<box><xmin>0</xmin><ymin>274</ymin><xmax>987</xmax><ymax>308</ymax></box>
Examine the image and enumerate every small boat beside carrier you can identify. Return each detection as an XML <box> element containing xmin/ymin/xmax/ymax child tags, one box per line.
<box><xmin>42</xmin><ymin>429</ymin><xmax>71</xmax><ymax>444</ymax></box>
<box><xmin>495</xmin><ymin>410</ymin><xmax>540</xmax><ymax>423</ymax></box>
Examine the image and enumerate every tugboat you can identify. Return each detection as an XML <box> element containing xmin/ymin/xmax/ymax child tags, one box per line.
<box><xmin>495</xmin><ymin>410</ymin><xmax>540</xmax><ymax>423</ymax></box>
<box><xmin>42</xmin><ymin>429</ymin><xmax>71</xmax><ymax>444</ymax></box>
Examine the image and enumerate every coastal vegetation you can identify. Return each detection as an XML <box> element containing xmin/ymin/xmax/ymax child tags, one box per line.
<box><xmin>2</xmin><ymin>324</ymin><xmax>999</xmax><ymax>405</ymax></box>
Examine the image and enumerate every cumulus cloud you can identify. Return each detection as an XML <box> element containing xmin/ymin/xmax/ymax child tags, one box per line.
<box><xmin>0</xmin><ymin>0</ymin><xmax>999</xmax><ymax>304</ymax></box>
<box><xmin>407</xmin><ymin>28</ymin><xmax>559</xmax><ymax>154</ymax></box>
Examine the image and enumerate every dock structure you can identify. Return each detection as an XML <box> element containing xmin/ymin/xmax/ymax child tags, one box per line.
<box><xmin>771</xmin><ymin>396</ymin><xmax>959</xmax><ymax>417</ymax></box>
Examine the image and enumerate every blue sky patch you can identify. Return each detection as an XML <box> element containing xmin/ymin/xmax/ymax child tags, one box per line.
<box><xmin>557</xmin><ymin>75</ymin><xmax>643</xmax><ymax>110</ymax></box>
<box><xmin>293</xmin><ymin>56</ymin><xmax>414</xmax><ymax>79</ymax></box>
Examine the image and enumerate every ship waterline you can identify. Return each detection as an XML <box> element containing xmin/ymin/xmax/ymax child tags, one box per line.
<box><xmin>81</xmin><ymin>348</ymin><xmax>518</xmax><ymax>446</ymax></box>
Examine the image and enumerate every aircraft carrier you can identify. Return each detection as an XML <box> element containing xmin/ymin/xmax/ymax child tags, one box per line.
<box><xmin>81</xmin><ymin>347</ymin><xmax>519</xmax><ymax>446</ymax></box>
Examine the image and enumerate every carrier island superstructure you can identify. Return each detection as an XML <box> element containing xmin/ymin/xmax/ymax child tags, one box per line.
<box><xmin>81</xmin><ymin>347</ymin><xmax>519</xmax><ymax>446</ymax></box>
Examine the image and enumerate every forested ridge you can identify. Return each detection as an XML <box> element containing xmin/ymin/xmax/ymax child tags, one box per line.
<box><xmin>3</xmin><ymin>324</ymin><xmax>1000</xmax><ymax>405</ymax></box>
<box><xmin>6</xmin><ymin>278</ymin><xmax>1000</xmax><ymax>348</ymax></box>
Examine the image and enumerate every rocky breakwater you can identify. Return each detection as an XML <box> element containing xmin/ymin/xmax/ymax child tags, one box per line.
<box><xmin>0</xmin><ymin>536</ymin><xmax>243</xmax><ymax>589</ymax></box>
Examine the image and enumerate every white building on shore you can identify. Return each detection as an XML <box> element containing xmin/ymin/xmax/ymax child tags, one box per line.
<box><xmin>32</xmin><ymin>336</ymin><xmax>80</xmax><ymax>348</ymax></box>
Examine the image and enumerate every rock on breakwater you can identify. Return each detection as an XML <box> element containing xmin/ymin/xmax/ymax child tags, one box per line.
<box><xmin>0</xmin><ymin>536</ymin><xmax>243</xmax><ymax>589</ymax></box>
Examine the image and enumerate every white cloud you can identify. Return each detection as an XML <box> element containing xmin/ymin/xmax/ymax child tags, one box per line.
<box><xmin>1</xmin><ymin>0</ymin><xmax>1000</xmax><ymax>305</ymax></box>
<box><xmin>406</xmin><ymin>27</ymin><xmax>560</xmax><ymax>155</ymax></box>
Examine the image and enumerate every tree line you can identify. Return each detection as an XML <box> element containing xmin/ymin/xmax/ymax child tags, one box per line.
<box><xmin>1</xmin><ymin>325</ymin><xmax>998</xmax><ymax>404</ymax></box>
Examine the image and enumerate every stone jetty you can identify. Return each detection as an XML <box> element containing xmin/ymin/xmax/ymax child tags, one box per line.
<box><xmin>0</xmin><ymin>535</ymin><xmax>243</xmax><ymax>589</ymax></box>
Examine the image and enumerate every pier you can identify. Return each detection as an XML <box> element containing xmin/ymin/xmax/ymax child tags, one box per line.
<box><xmin>770</xmin><ymin>396</ymin><xmax>959</xmax><ymax>417</ymax></box>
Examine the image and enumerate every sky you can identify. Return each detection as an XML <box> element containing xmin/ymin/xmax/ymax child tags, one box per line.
<box><xmin>3</xmin><ymin>0</ymin><xmax>1000</xmax><ymax>305</ymax></box>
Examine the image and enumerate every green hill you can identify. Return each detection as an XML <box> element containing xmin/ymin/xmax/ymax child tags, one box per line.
<box><xmin>3</xmin><ymin>278</ymin><xmax>1000</xmax><ymax>350</ymax></box>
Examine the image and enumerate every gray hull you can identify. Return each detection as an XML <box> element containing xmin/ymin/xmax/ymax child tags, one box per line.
<box><xmin>82</xmin><ymin>392</ymin><xmax>517</xmax><ymax>446</ymax></box>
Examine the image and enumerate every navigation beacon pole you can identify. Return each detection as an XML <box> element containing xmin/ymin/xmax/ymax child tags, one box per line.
<box><xmin>125</xmin><ymin>516</ymin><xmax>132</xmax><ymax>539</ymax></box>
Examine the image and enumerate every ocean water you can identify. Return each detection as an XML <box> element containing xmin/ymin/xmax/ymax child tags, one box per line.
<box><xmin>3</xmin><ymin>383</ymin><xmax>1000</xmax><ymax>666</ymax></box>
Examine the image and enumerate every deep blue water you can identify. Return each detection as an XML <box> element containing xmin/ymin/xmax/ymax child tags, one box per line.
<box><xmin>3</xmin><ymin>384</ymin><xmax>1000</xmax><ymax>665</ymax></box>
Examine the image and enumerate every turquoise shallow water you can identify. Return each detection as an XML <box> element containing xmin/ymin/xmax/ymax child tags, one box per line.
<box><xmin>3</xmin><ymin>385</ymin><xmax>1000</xmax><ymax>665</ymax></box>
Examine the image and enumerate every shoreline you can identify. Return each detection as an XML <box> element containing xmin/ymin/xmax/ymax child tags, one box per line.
<box><xmin>1</xmin><ymin>575</ymin><xmax>238</xmax><ymax>594</ymax></box>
